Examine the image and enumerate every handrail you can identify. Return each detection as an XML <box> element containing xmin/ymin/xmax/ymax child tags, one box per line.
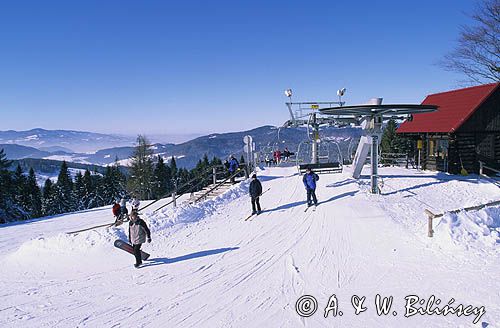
<box><xmin>425</xmin><ymin>199</ymin><xmax>500</xmax><ymax>237</ymax></box>
<box><xmin>138</xmin><ymin>164</ymin><xmax>225</xmax><ymax>212</ymax></box>
<box><xmin>193</xmin><ymin>168</ymin><xmax>246</xmax><ymax>203</ymax></box>
<box><xmin>479</xmin><ymin>160</ymin><xmax>500</xmax><ymax>176</ymax></box>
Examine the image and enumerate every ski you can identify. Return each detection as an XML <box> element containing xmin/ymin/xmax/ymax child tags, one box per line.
<box><xmin>245</xmin><ymin>211</ymin><xmax>262</xmax><ymax>221</ymax></box>
<box><xmin>244</xmin><ymin>213</ymin><xmax>256</xmax><ymax>221</ymax></box>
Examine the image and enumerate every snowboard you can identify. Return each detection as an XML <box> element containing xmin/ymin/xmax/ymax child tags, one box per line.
<box><xmin>114</xmin><ymin>239</ymin><xmax>150</xmax><ymax>261</ymax></box>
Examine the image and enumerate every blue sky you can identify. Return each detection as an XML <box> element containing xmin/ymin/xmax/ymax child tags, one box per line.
<box><xmin>0</xmin><ymin>0</ymin><xmax>475</xmax><ymax>136</ymax></box>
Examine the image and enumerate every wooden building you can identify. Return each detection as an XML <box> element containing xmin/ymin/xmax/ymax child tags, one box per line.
<box><xmin>397</xmin><ymin>83</ymin><xmax>500</xmax><ymax>174</ymax></box>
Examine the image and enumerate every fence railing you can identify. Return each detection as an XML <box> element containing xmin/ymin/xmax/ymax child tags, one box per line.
<box><xmin>424</xmin><ymin>199</ymin><xmax>500</xmax><ymax>237</ymax></box>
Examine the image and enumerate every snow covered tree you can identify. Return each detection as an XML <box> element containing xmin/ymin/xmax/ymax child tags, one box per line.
<box><xmin>42</xmin><ymin>178</ymin><xmax>58</xmax><ymax>216</ymax></box>
<box><xmin>13</xmin><ymin>164</ymin><xmax>27</xmax><ymax>209</ymax></box>
<box><xmin>127</xmin><ymin>135</ymin><xmax>154</xmax><ymax>200</ymax></box>
<box><xmin>169</xmin><ymin>156</ymin><xmax>178</xmax><ymax>178</ymax></box>
<box><xmin>102</xmin><ymin>165</ymin><xmax>127</xmax><ymax>204</ymax></box>
<box><xmin>54</xmin><ymin>161</ymin><xmax>76</xmax><ymax>213</ymax></box>
<box><xmin>74</xmin><ymin>171</ymin><xmax>86</xmax><ymax>210</ymax></box>
<box><xmin>0</xmin><ymin>149</ymin><xmax>14</xmax><ymax>223</ymax></box>
<box><xmin>26</xmin><ymin>168</ymin><xmax>42</xmax><ymax>218</ymax></box>
<box><xmin>381</xmin><ymin>119</ymin><xmax>410</xmax><ymax>155</ymax></box>
<box><xmin>152</xmin><ymin>156</ymin><xmax>171</xmax><ymax>199</ymax></box>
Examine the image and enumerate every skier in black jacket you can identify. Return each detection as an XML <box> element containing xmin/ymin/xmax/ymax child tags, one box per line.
<box><xmin>249</xmin><ymin>173</ymin><xmax>263</xmax><ymax>215</ymax></box>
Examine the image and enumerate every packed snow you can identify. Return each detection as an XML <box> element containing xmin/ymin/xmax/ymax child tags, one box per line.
<box><xmin>1</xmin><ymin>166</ymin><xmax>499</xmax><ymax>327</ymax></box>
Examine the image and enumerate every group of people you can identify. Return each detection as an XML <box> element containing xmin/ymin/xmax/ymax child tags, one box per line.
<box><xmin>112</xmin><ymin>198</ymin><xmax>151</xmax><ymax>268</ymax></box>
<box><xmin>115</xmin><ymin>166</ymin><xmax>319</xmax><ymax>268</ymax></box>
<box><xmin>265</xmin><ymin>147</ymin><xmax>295</xmax><ymax>166</ymax></box>
<box><xmin>248</xmin><ymin>166</ymin><xmax>319</xmax><ymax>216</ymax></box>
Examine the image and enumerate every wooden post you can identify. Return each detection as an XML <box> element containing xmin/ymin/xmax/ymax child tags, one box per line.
<box><xmin>479</xmin><ymin>161</ymin><xmax>483</xmax><ymax>176</ymax></box>
<box><xmin>213</xmin><ymin>167</ymin><xmax>217</xmax><ymax>185</ymax></box>
<box><xmin>172</xmin><ymin>180</ymin><xmax>178</xmax><ymax>208</ymax></box>
<box><xmin>424</xmin><ymin>209</ymin><xmax>435</xmax><ymax>237</ymax></box>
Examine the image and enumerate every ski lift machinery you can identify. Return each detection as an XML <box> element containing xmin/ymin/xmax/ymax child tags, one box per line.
<box><xmin>283</xmin><ymin>88</ymin><xmax>438</xmax><ymax>194</ymax></box>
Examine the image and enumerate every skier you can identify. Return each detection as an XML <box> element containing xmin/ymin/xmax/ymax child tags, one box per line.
<box><xmin>274</xmin><ymin>149</ymin><xmax>282</xmax><ymax>164</ymax></box>
<box><xmin>128</xmin><ymin>210</ymin><xmax>151</xmax><ymax>268</ymax></box>
<box><xmin>249</xmin><ymin>173</ymin><xmax>263</xmax><ymax>215</ymax></box>
<box><xmin>131</xmin><ymin>198</ymin><xmax>140</xmax><ymax>211</ymax></box>
<box><xmin>283</xmin><ymin>147</ymin><xmax>291</xmax><ymax>162</ymax></box>
<box><xmin>228</xmin><ymin>155</ymin><xmax>239</xmax><ymax>184</ymax></box>
<box><xmin>265</xmin><ymin>155</ymin><xmax>271</xmax><ymax>167</ymax></box>
<box><xmin>120</xmin><ymin>198</ymin><xmax>129</xmax><ymax>221</ymax></box>
<box><xmin>112</xmin><ymin>200</ymin><xmax>121</xmax><ymax>220</ymax></box>
<box><xmin>302</xmin><ymin>167</ymin><xmax>319</xmax><ymax>207</ymax></box>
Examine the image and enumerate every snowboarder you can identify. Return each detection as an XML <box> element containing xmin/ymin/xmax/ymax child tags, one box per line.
<box><xmin>302</xmin><ymin>167</ymin><xmax>319</xmax><ymax>207</ymax></box>
<box><xmin>128</xmin><ymin>210</ymin><xmax>151</xmax><ymax>268</ymax></box>
<box><xmin>228</xmin><ymin>155</ymin><xmax>239</xmax><ymax>184</ymax></box>
<box><xmin>249</xmin><ymin>173</ymin><xmax>263</xmax><ymax>215</ymax></box>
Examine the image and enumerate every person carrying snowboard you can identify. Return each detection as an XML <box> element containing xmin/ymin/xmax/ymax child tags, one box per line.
<box><xmin>228</xmin><ymin>155</ymin><xmax>239</xmax><ymax>184</ymax></box>
<box><xmin>128</xmin><ymin>210</ymin><xmax>151</xmax><ymax>268</ymax></box>
<box><xmin>249</xmin><ymin>173</ymin><xmax>263</xmax><ymax>215</ymax></box>
<box><xmin>303</xmin><ymin>167</ymin><xmax>319</xmax><ymax>207</ymax></box>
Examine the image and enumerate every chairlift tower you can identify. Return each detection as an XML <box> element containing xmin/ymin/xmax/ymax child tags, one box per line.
<box><xmin>283</xmin><ymin>88</ymin><xmax>345</xmax><ymax>165</ymax></box>
<box><xmin>320</xmin><ymin>101</ymin><xmax>438</xmax><ymax>194</ymax></box>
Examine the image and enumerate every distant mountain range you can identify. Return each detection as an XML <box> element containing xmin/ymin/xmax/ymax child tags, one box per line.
<box><xmin>0</xmin><ymin>128</ymin><xmax>135</xmax><ymax>153</ymax></box>
<box><xmin>0</xmin><ymin>126</ymin><xmax>363</xmax><ymax>169</ymax></box>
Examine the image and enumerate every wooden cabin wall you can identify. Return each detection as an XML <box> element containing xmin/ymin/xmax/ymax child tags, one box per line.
<box><xmin>458</xmin><ymin>87</ymin><xmax>500</xmax><ymax>170</ymax></box>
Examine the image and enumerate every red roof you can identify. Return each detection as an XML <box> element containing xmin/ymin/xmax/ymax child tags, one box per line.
<box><xmin>397</xmin><ymin>82</ymin><xmax>499</xmax><ymax>134</ymax></box>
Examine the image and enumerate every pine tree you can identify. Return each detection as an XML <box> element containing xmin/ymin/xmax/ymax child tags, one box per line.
<box><xmin>381</xmin><ymin>119</ymin><xmax>400</xmax><ymax>154</ymax></box>
<box><xmin>42</xmin><ymin>178</ymin><xmax>58</xmax><ymax>216</ymax></box>
<box><xmin>0</xmin><ymin>149</ymin><xmax>14</xmax><ymax>223</ymax></box>
<box><xmin>54</xmin><ymin>161</ymin><xmax>75</xmax><ymax>213</ymax></box>
<box><xmin>102</xmin><ymin>165</ymin><xmax>126</xmax><ymax>205</ymax></box>
<box><xmin>240</xmin><ymin>155</ymin><xmax>245</xmax><ymax>164</ymax></box>
<box><xmin>170</xmin><ymin>156</ymin><xmax>178</xmax><ymax>178</ymax></box>
<box><xmin>153</xmin><ymin>156</ymin><xmax>171</xmax><ymax>198</ymax></box>
<box><xmin>210</xmin><ymin>156</ymin><xmax>222</xmax><ymax>167</ymax></box>
<box><xmin>13</xmin><ymin>164</ymin><xmax>27</xmax><ymax>209</ymax></box>
<box><xmin>127</xmin><ymin>135</ymin><xmax>154</xmax><ymax>200</ymax></box>
<box><xmin>26</xmin><ymin>168</ymin><xmax>42</xmax><ymax>218</ymax></box>
<box><xmin>81</xmin><ymin>169</ymin><xmax>97</xmax><ymax>209</ymax></box>
<box><xmin>74</xmin><ymin>171</ymin><xmax>85</xmax><ymax>210</ymax></box>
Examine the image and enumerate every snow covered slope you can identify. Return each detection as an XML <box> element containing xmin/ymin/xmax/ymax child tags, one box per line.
<box><xmin>1</xmin><ymin>166</ymin><xmax>499</xmax><ymax>327</ymax></box>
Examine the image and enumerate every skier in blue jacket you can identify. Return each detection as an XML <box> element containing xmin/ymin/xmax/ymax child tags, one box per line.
<box><xmin>228</xmin><ymin>155</ymin><xmax>239</xmax><ymax>183</ymax></box>
<box><xmin>302</xmin><ymin>167</ymin><xmax>319</xmax><ymax>207</ymax></box>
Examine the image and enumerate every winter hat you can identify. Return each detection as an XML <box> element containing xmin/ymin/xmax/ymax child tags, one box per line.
<box><xmin>252</xmin><ymin>174</ymin><xmax>257</xmax><ymax>179</ymax></box>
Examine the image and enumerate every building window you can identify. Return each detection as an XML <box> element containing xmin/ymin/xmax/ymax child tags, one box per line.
<box><xmin>428</xmin><ymin>138</ymin><xmax>448</xmax><ymax>159</ymax></box>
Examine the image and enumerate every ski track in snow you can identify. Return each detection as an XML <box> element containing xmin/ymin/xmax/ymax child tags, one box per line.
<box><xmin>0</xmin><ymin>166</ymin><xmax>499</xmax><ymax>327</ymax></box>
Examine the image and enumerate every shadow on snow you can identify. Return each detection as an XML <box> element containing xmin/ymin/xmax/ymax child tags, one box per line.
<box><xmin>142</xmin><ymin>247</ymin><xmax>239</xmax><ymax>267</ymax></box>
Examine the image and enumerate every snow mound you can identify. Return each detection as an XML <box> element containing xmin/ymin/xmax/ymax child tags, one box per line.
<box><xmin>435</xmin><ymin>205</ymin><xmax>500</xmax><ymax>253</ymax></box>
<box><xmin>14</xmin><ymin>226</ymin><xmax>125</xmax><ymax>259</ymax></box>
<box><xmin>11</xmin><ymin>179</ymin><xmax>250</xmax><ymax>260</ymax></box>
<box><xmin>147</xmin><ymin>179</ymin><xmax>250</xmax><ymax>233</ymax></box>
